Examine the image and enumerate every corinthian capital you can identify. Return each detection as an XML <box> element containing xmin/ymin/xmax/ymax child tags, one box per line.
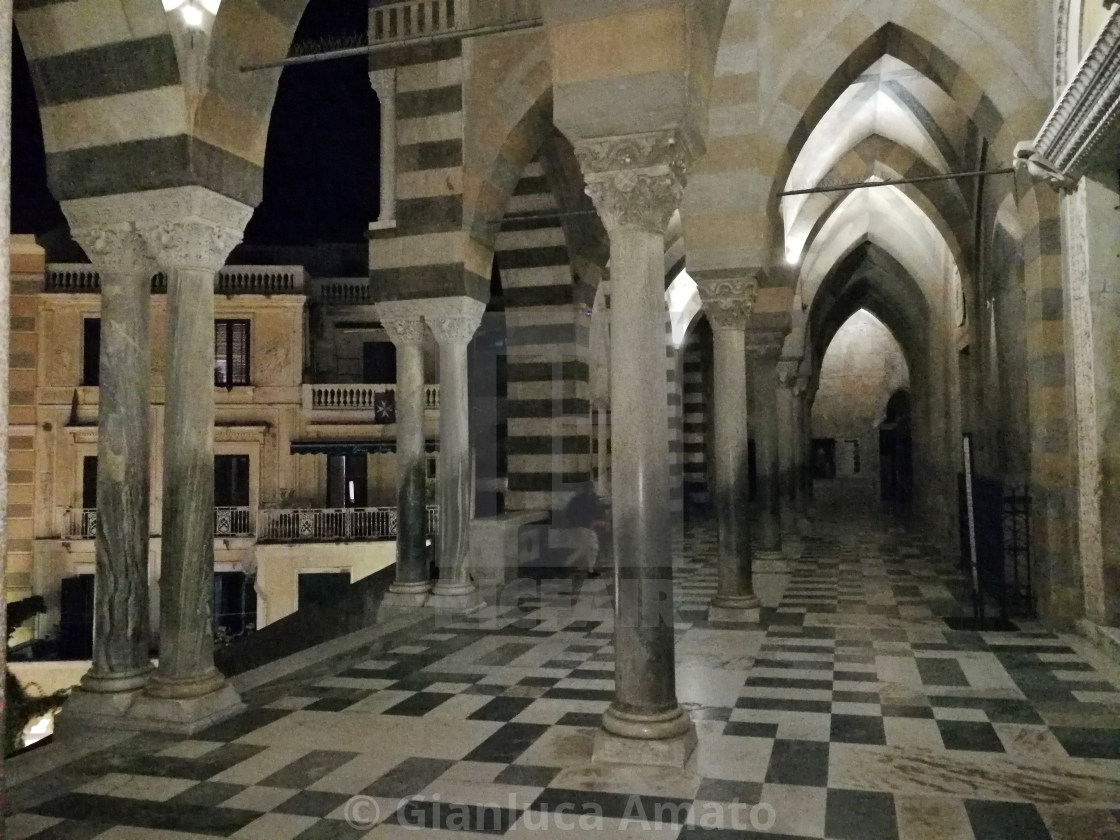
<box><xmin>375</xmin><ymin>301</ymin><xmax>429</xmax><ymax>345</ymax></box>
<box><xmin>694</xmin><ymin>276</ymin><xmax>758</xmax><ymax>330</ymax></box>
<box><xmin>574</xmin><ymin>129</ymin><xmax>695</xmax><ymax>234</ymax></box>
<box><xmin>70</xmin><ymin>224</ymin><xmax>157</xmax><ymax>278</ymax></box>
<box><xmin>420</xmin><ymin>296</ymin><xmax>486</xmax><ymax>346</ymax></box>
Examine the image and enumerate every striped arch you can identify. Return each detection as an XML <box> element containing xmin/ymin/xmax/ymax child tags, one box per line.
<box><xmin>791</xmin><ymin>135</ymin><xmax>974</xmax><ymax>274</ymax></box>
<box><xmin>14</xmin><ymin>0</ymin><xmax>310</xmax><ymax>205</ymax></box>
<box><xmin>762</xmin><ymin>17</ymin><xmax>1050</xmax><ymax>269</ymax></box>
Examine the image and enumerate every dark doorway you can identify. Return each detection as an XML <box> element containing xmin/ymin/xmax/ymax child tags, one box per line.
<box><xmin>298</xmin><ymin>572</ymin><xmax>350</xmax><ymax>611</ymax></box>
<box><xmin>363</xmin><ymin>341</ymin><xmax>397</xmax><ymax>384</ymax></box>
<box><xmin>213</xmin><ymin>571</ymin><xmax>256</xmax><ymax>639</ymax></box>
<box><xmin>82</xmin><ymin>456</ymin><xmax>98</xmax><ymax>509</ymax></box>
<box><xmin>214</xmin><ymin>455</ymin><xmax>251</xmax><ymax>508</ymax></box>
<box><xmin>879</xmin><ymin>390</ymin><xmax>913</xmax><ymax>503</ymax></box>
<box><xmin>58</xmin><ymin>574</ymin><xmax>95</xmax><ymax>659</ymax></box>
<box><xmin>82</xmin><ymin>318</ymin><xmax>100</xmax><ymax>386</ymax></box>
<box><xmin>811</xmin><ymin>438</ymin><xmax>837</xmax><ymax>479</ymax></box>
<box><xmin>327</xmin><ymin>454</ymin><xmax>368</xmax><ymax>508</ymax></box>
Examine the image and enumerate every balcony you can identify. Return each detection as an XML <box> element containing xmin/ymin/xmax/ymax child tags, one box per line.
<box><xmin>45</xmin><ymin>265</ymin><xmax>307</xmax><ymax>296</ymax></box>
<box><xmin>259</xmin><ymin>506</ymin><xmax>439</xmax><ymax>543</ymax></box>
<box><xmin>309</xmin><ymin>278</ymin><xmax>373</xmax><ymax>306</ymax></box>
<box><xmin>65</xmin><ymin>507</ymin><xmax>255</xmax><ymax>540</ymax></box>
<box><xmin>302</xmin><ymin>383</ymin><xmax>439</xmax><ymax>423</ymax></box>
<box><xmin>369</xmin><ymin>0</ymin><xmax>539</xmax><ymax>43</ymax></box>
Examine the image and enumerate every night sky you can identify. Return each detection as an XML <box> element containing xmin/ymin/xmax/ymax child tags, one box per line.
<box><xmin>10</xmin><ymin>0</ymin><xmax>378</xmax><ymax>247</ymax></box>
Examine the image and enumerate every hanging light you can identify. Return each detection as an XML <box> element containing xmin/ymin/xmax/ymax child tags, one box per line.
<box><xmin>162</xmin><ymin>0</ymin><xmax>221</xmax><ymax>29</ymax></box>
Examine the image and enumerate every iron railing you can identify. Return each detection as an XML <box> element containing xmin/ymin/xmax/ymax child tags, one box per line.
<box><xmin>259</xmin><ymin>505</ymin><xmax>439</xmax><ymax>542</ymax></box>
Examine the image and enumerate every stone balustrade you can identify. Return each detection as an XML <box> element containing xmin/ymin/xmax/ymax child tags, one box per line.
<box><xmin>302</xmin><ymin>383</ymin><xmax>440</xmax><ymax>413</ymax></box>
<box><xmin>310</xmin><ymin>278</ymin><xmax>373</xmax><ymax>305</ymax></box>
<box><xmin>369</xmin><ymin>0</ymin><xmax>538</xmax><ymax>42</ymax></box>
<box><xmin>45</xmin><ymin>265</ymin><xmax>307</xmax><ymax>295</ymax></box>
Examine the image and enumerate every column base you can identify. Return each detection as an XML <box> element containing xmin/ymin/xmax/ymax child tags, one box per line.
<box><xmin>54</xmin><ymin>686</ymin><xmax>142</xmax><ymax>736</ymax></box>
<box><xmin>381</xmin><ymin>581</ymin><xmax>432</xmax><ymax>609</ymax></box>
<box><xmin>752</xmin><ymin>550</ymin><xmax>790</xmax><ymax>573</ymax></box>
<box><xmin>594</xmin><ymin>707</ymin><xmax>697</xmax><ymax>768</ymax></box>
<box><xmin>127</xmin><ymin>683</ymin><xmax>244</xmax><ymax>735</ymax></box>
<box><xmin>427</xmin><ymin>581</ymin><xmax>482</xmax><ymax>611</ymax></box>
<box><xmin>708</xmin><ymin>594</ymin><xmax>761</xmax><ymax>624</ymax></box>
<box><xmin>79</xmin><ymin>664</ymin><xmax>153</xmax><ymax>695</ymax></box>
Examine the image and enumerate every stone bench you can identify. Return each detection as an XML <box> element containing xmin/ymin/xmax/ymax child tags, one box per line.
<box><xmin>468</xmin><ymin>510</ymin><xmax>550</xmax><ymax>586</ymax></box>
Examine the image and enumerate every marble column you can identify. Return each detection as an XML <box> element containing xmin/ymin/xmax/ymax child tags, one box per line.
<box><xmin>70</xmin><ymin>226</ymin><xmax>157</xmax><ymax>708</ymax></box>
<box><xmin>695</xmin><ymin>276</ymin><xmax>760</xmax><ymax>623</ymax></box>
<box><xmin>748</xmin><ymin>333</ymin><xmax>785</xmax><ymax>562</ymax></box>
<box><xmin>376</xmin><ymin>305</ymin><xmax>430</xmax><ymax>607</ymax></box>
<box><xmin>0</xmin><ymin>0</ymin><xmax>10</xmax><ymax>785</ymax></box>
<box><xmin>776</xmin><ymin>361</ymin><xmax>803</xmax><ymax>557</ymax></box>
<box><xmin>131</xmin><ymin>195</ymin><xmax>249</xmax><ymax>731</ymax></box>
<box><xmin>794</xmin><ymin>373</ymin><xmax>813</xmax><ymax>526</ymax></box>
<box><xmin>427</xmin><ymin>297</ymin><xmax>485</xmax><ymax>610</ymax></box>
<box><xmin>368</xmin><ymin>69</ymin><xmax>397</xmax><ymax>231</ymax></box>
<box><xmin>575</xmin><ymin>129</ymin><xmax>695</xmax><ymax>765</ymax></box>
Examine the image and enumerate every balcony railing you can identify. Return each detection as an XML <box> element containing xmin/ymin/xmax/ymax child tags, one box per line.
<box><xmin>303</xmin><ymin>383</ymin><xmax>440</xmax><ymax>413</ymax></box>
<box><xmin>259</xmin><ymin>505</ymin><xmax>439</xmax><ymax>542</ymax></box>
<box><xmin>310</xmin><ymin>279</ymin><xmax>373</xmax><ymax>306</ymax></box>
<box><xmin>65</xmin><ymin>507</ymin><xmax>255</xmax><ymax>539</ymax></box>
<box><xmin>45</xmin><ymin>265</ymin><xmax>307</xmax><ymax>295</ymax></box>
<box><xmin>371</xmin><ymin>0</ymin><xmax>466</xmax><ymax>42</ymax></box>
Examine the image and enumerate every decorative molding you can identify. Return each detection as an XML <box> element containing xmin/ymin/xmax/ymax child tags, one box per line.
<box><xmin>693</xmin><ymin>276</ymin><xmax>758</xmax><ymax>330</ymax></box>
<box><xmin>1020</xmin><ymin>5</ymin><xmax>1120</xmax><ymax>186</ymax></box>
<box><xmin>574</xmin><ymin>129</ymin><xmax>696</xmax><ymax>234</ymax></box>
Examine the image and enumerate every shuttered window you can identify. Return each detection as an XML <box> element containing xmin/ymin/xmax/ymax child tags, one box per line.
<box><xmin>215</xmin><ymin>319</ymin><xmax>250</xmax><ymax>387</ymax></box>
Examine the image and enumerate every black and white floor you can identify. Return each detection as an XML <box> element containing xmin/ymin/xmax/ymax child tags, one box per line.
<box><xmin>7</xmin><ymin>510</ymin><xmax>1120</xmax><ymax>839</ymax></box>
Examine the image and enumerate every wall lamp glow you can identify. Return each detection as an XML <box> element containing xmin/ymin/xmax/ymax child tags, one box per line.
<box><xmin>162</xmin><ymin>0</ymin><xmax>221</xmax><ymax>29</ymax></box>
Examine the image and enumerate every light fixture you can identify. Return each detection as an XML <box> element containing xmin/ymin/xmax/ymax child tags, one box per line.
<box><xmin>162</xmin><ymin>0</ymin><xmax>221</xmax><ymax>29</ymax></box>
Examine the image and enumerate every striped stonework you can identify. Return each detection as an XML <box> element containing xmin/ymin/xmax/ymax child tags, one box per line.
<box><xmin>15</xmin><ymin>0</ymin><xmax>309</xmax><ymax>204</ymax></box>
<box><xmin>497</xmin><ymin>159</ymin><xmax>591</xmax><ymax>517</ymax></box>
<box><xmin>1016</xmin><ymin>175</ymin><xmax>1077</xmax><ymax>623</ymax></box>
<box><xmin>368</xmin><ymin>40</ymin><xmax>488</xmax><ymax>302</ymax></box>
<box><xmin>681</xmin><ymin>322</ymin><xmax>712</xmax><ymax>517</ymax></box>
<box><xmin>666</xmin><ymin>311</ymin><xmax>684</xmax><ymax>528</ymax></box>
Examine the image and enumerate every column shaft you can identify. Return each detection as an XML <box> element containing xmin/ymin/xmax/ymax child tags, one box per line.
<box><xmin>149</xmin><ymin>269</ymin><xmax>223</xmax><ymax>697</ymax></box>
<box><xmin>433</xmin><ymin>339</ymin><xmax>472</xmax><ymax>591</ymax></box>
<box><xmin>751</xmin><ymin>353</ymin><xmax>783</xmax><ymax>558</ymax></box>
<box><xmin>607</xmin><ymin>226</ymin><xmax>682</xmax><ymax>728</ymax></box>
<box><xmin>88</xmin><ymin>270</ymin><xmax>153</xmax><ymax>690</ymax></box>
<box><xmin>393</xmin><ymin>340</ymin><xmax>429</xmax><ymax>588</ymax></box>
<box><xmin>710</xmin><ymin>326</ymin><xmax>757</xmax><ymax>615</ymax></box>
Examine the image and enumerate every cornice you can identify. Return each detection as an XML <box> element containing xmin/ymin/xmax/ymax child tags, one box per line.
<box><xmin>1020</xmin><ymin>5</ymin><xmax>1120</xmax><ymax>187</ymax></box>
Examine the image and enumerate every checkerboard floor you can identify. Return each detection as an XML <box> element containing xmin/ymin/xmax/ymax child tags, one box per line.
<box><xmin>9</xmin><ymin>504</ymin><xmax>1120</xmax><ymax>839</ymax></box>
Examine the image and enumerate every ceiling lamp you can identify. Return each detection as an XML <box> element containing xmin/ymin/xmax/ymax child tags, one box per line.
<box><xmin>162</xmin><ymin>0</ymin><xmax>221</xmax><ymax>29</ymax></box>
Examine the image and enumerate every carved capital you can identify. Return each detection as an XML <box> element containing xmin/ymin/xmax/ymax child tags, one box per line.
<box><xmin>421</xmin><ymin>296</ymin><xmax>486</xmax><ymax>346</ymax></box>
<box><xmin>139</xmin><ymin>219</ymin><xmax>242</xmax><ymax>274</ymax></box>
<box><xmin>776</xmin><ymin>360</ymin><xmax>801</xmax><ymax>390</ymax></box>
<box><xmin>575</xmin><ymin>130</ymin><xmax>694</xmax><ymax>234</ymax></box>
<box><xmin>746</xmin><ymin>329</ymin><xmax>786</xmax><ymax>361</ymax></box>
<box><xmin>694</xmin><ymin>276</ymin><xmax>758</xmax><ymax>330</ymax></box>
<box><xmin>70</xmin><ymin>224</ymin><xmax>156</xmax><ymax>278</ymax></box>
<box><xmin>382</xmin><ymin>316</ymin><xmax>426</xmax><ymax>346</ymax></box>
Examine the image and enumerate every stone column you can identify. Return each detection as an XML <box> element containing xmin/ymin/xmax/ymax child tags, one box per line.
<box><xmin>596</xmin><ymin>407</ymin><xmax>610</xmax><ymax>497</ymax></box>
<box><xmin>695</xmin><ymin>276</ymin><xmax>760</xmax><ymax>623</ymax></box>
<box><xmin>776</xmin><ymin>361</ymin><xmax>803</xmax><ymax>557</ymax></box>
<box><xmin>376</xmin><ymin>305</ymin><xmax>430</xmax><ymax>607</ymax></box>
<box><xmin>801</xmin><ymin>374</ymin><xmax>817</xmax><ymax>508</ymax></box>
<box><xmin>575</xmin><ymin>130</ymin><xmax>695</xmax><ymax>765</ymax></box>
<box><xmin>131</xmin><ymin>191</ymin><xmax>250</xmax><ymax>732</ymax></box>
<box><xmin>794</xmin><ymin>372</ymin><xmax>813</xmax><ymax>526</ymax></box>
<box><xmin>368</xmin><ymin>69</ymin><xmax>397</xmax><ymax>231</ymax></box>
<box><xmin>0</xmin><ymin>0</ymin><xmax>10</xmax><ymax>784</ymax></box>
<box><xmin>427</xmin><ymin>297</ymin><xmax>486</xmax><ymax>610</ymax></box>
<box><xmin>748</xmin><ymin>332</ymin><xmax>785</xmax><ymax>562</ymax></box>
<box><xmin>67</xmin><ymin>225</ymin><xmax>157</xmax><ymax>712</ymax></box>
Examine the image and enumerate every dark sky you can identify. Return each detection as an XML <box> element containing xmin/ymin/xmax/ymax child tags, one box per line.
<box><xmin>10</xmin><ymin>0</ymin><xmax>378</xmax><ymax>246</ymax></box>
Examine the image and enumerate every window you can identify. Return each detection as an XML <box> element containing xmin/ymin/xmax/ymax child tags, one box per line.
<box><xmin>327</xmin><ymin>454</ymin><xmax>368</xmax><ymax>508</ymax></box>
<box><xmin>215</xmin><ymin>319</ymin><xmax>250</xmax><ymax>387</ymax></box>
<box><xmin>214</xmin><ymin>454</ymin><xmax>250</xmax><ymax>508</ymax></box>
<box><xmin>83</xmin><ymin>318</ymin><xmax>100</xmax><ymax>386</ymax></box>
